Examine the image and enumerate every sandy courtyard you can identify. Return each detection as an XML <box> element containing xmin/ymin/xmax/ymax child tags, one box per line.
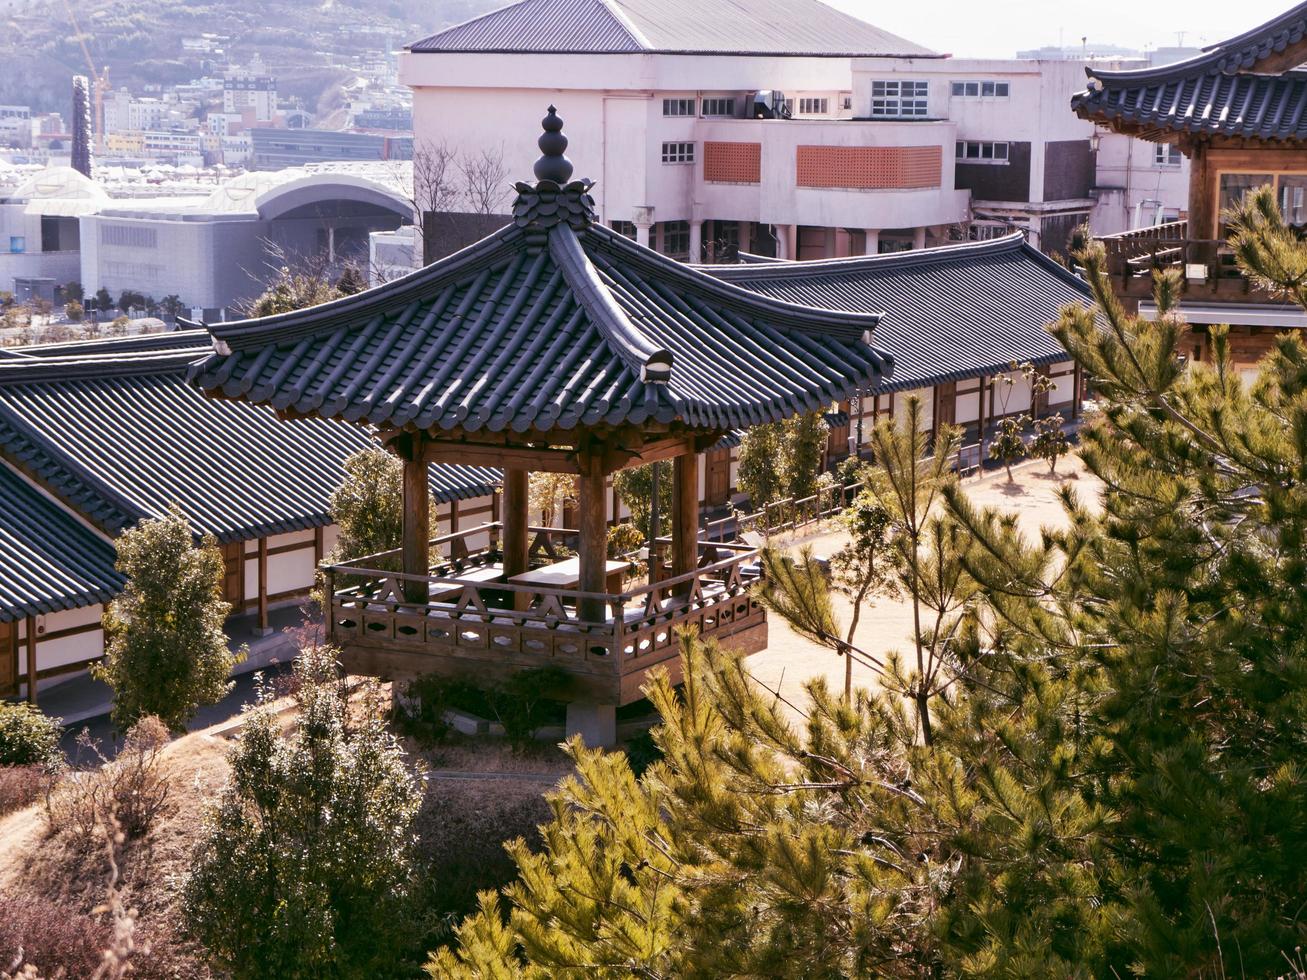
<box><xmin>745</xmin><ymin>453</ymin><xmax>1104</xmax><ymax>711</ymax></box>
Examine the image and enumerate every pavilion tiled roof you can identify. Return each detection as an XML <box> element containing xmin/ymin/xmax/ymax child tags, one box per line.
<box><xmin>190</xmin><ymin>117</ymin><xmax>892</xmax><ymax>438</ymax></box>
<box><xmin>409</xmin><ymin>0</ymin><xmax>937</xmax><ymax>58</ymax></box>
<box><xmin>705</xmin><ymin>234</ymin><xmax>1089</xmax><ymax>393</ymax></box>
<box><xmin>1071</xmin><ymin>2</ymin><xmax>1307</xmax><ymax>141</ymax></box>
<box><xmin>0</xmin><ymin>334</ymin><xmax>501</xmax><ymax>545</ymax></box>
<box><xmin>0</xmin><ymin>464</ymin><xmax>123</xmax><ymax>623</ymax></box>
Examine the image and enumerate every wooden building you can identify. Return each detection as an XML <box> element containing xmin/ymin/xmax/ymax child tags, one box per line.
<box><xmin>0</xmin><ymin>331</ymin><xmax>498</xmax><ymax>703</ymax></box>
<box><xmin>1073</xmin><ymin>2</ymin><xmax>1307</xmax><ymax>375</ymax></box>
<box><xmin>189</xmin><ymin>107</ymin><xmax>893</xmax><ymax>745</ymax></box>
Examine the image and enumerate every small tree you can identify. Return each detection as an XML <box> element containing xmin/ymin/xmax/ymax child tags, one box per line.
<box><xmin>1028</xmin><ymin>412</ymin><xmax>1070</xmax><ymax>474</ymax></box>
<box><xmin>0</xmin><ymin>702</ymin><xmax>63</xmax><ymax>767</ymax></box>
<box><xmin>94</xmin><ymin>286</ymin><xmax>113</xmax><ymax>312</ymax></box>
<box><xmin>334</xmin><ymin>263</ymin><xmax>367</xmax><ymax>296</ymax></box>
<box><xmin>158</xmin><ymin>294</ymin><xmax>186</xmax><ymax>321</ymax></box>
<box><xmin>246</xmin><ymin>266</ymin><xmax>341</xmax><ymax>317</ymax></box>
<box><xmin>182</xmin><ymin>646</ymin><xmax>423</xmax><ymax>979</ymax></box>
<box><xmin>528</xmin><ymin>471</ymin><xmax>576</xmax><ymax>527</ymax></box>
<box><xmin>94</xmin><ymin>506</ymin><xmax>244</xmax><ymax>733</ymax></box>
<box><xmin>988</xmin><ymin>414</ymin><xmax>1029</xmax><ymax>480</ymax></box>
<box><xmin>1021</xmin><ymin>361</ymin><xmax>1056</xmax><ymax>422</ymax></box>
<box><xmin>737</xmin><ymin>422</ymin><xmax>783</xmax><ymax>512</ymax></box>
<box><xmin>737</xmin><ymin>411</ymin><xmax>830</xmax><ymax>515</ymax></box>
<box><xmin>63</xmin><ymin>280</ymin><xmax>84</xmax><ymax>302</ymax></box>
<box><xmin>828</xmin><ymin>492</ymin><xmax>898</xmax><ymax>697</ymax></box>
<box><xmin>612</xmin><ymin>461</ymin><xmax>673</xmax><ymax>538</ymax></box>
<box><xmin>64</xmin><ymin>299</ymin><xmax>83</xmax><ymax>323</ymax></box>
<box><xmin>328</xmin><ymin>447</ymin><xmax>436</xmax><ymax>567</ymax></box>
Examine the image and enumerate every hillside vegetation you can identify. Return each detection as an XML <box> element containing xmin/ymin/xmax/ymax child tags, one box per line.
<box><xmin>0</xmin><ymin>0</ymin><xmax>498</xmax><ymax>117</ymax></box>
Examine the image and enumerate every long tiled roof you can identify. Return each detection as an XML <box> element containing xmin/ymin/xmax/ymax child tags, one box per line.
<box><xmin>410</xmin><ymin>0</ymin><xmax>937</xmax><ymax>57</ymax></box>
<box><xmin>0</xmin><ymin>336</ymin><xmax>501</xmax><ymax>545</ymax></box>
<box><xmin>1071</xmin><ymin>2</ymin><xmax>1307</xmax><ymax>141</ymax></box>
<box><xmin>190</xmin><ymin>210</ymin><xmax>892</xmax><ymax>437</ymax></box>
<box><xmin>704</xmin><ymin>234</ymin><xmax>1089</xmax><ymax>393</ymax></box>
<box><xmin>0</xmin><ymin>464</ymin><xmax>123</xmax><ymax>623</ymax></box>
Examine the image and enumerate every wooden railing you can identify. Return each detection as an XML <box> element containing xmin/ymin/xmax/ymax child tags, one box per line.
<box><xmin>322</xmin><ymin>531</ymin><xmax>766</xmax><ymax>699</ymax></box>
<box><xmin>1098</xmin><ymin>220</ymin><xmax>1241</xmax><ymax>286</ymax></box>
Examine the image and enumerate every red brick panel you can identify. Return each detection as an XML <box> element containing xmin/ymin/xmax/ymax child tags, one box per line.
<box><xmin>795</xmin><ymin>145</ymin><xmax>942</xmax><ymax>190</ymax></box>
<box><xmin>703</xmin><ymin>141</ymin><xmax>762</xmax><ymax>184</ymax></box>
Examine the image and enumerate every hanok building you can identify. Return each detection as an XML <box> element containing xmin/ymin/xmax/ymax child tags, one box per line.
<box><xmin>701</xmin><ymin>233</ymin><xmax>1089</xmax><ymax>493</ymax></box>
<box><xmin>189</xmin><ymin>108</ymin><xmax>893</xmax><ymax>745</ymax></box>
<box><xmin>1072</xmin><ymin>2</ymin><xmax>1307</xmax><ymax>377</ymax></box>
<box><xmin>0</xmin><ymin>330</ymin><xmax>498</xmax><ymax>703</ymax></box>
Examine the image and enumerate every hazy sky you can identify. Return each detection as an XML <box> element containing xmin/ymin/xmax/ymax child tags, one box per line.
<box><xmin>823</xmin><ymin>0</ymin><xmax>1293</xmax><ymax>59</ymax></box>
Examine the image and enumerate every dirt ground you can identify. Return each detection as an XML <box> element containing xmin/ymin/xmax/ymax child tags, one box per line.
<box><xmin>745</xmin><ymin>454</ymin><xmax>1104</xmax><ymax>714</ymax></box>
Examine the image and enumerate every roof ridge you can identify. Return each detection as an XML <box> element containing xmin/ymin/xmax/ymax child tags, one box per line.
<box><xmin>1083</xmin><ymin>2</ymin><xmax>1307</xmax><ymax>84</ymax></box>
<box><xmin>587</xmin><ymin>225</ymin><xmax>884</xmax><ymax>343</ymax></box>
<box><xmin>704</xmin><ymin>233</ymin><xmax>1031</xmax><ymax>281</ymax></box>
<box><xmin>596</xmin><ymin>0</ymin><xmax>652</xmax><ymax>50</ymax></box>
<box><xmin>0</xmin><ymin>348</ymin><xmax>201</xmax><ymax>385</ymax></box>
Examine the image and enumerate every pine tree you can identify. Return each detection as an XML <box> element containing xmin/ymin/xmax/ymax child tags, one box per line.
<box><xmin>94</xmin><ymin>506</ymin><xmax>244</xmax><ymax>732</ymax></box>
<box><xmin>1027</xmin><ymin>413</ymin><xmax>1070</xmax><ymax>474</ymax></box>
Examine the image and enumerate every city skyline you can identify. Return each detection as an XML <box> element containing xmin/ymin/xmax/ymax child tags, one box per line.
<box><xmin>829</xmin><ymin>0</ymin><xmax>1294</xmax><ymax>59</ymax></box>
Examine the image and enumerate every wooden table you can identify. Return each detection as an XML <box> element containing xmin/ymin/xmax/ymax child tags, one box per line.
<box><xmin>507</xmin><ymin>557</ymin><xmax>628</xmax><ymax>610</ymax></box>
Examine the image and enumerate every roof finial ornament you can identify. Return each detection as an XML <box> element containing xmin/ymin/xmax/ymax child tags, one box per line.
<box><xmin>513</xmin><ymin>104</ymin><xmax>596</xmax><ymax>237</ymax></box>
<box><xmin>534</xmin><ymin>105</ymin><xmax>574</xmax><ymax>183</ymax></box>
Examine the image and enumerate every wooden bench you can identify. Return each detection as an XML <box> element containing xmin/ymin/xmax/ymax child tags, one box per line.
<box><xmin>429</xmin><ymin>565</ymin><xmax>506</xmax><ymax>603</ymax></box>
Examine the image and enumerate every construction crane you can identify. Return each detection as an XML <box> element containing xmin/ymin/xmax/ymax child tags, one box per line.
<box><xmin>60</xmin><ymin>0</ymin><xmax>109</xmax><ymax>154</ymax></box>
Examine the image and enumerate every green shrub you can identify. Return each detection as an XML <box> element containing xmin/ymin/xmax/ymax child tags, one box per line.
<box><xmin>485</xmin><ymin>666</ymin><xmax>572</xmax><ymax>750</ymax></box>
<box><xmin>183</xmin><ymin>647</ymin><xmax>423</xmax><ymax>979</ymax></box>
<box><xmin>397</xmin><ymin>673</ymin><xmax>479</xmax><ymax>745</ymax></box>
<box><xmin>606</xmin><ymin>521</ymin><xmax>644</xmax><ymax>558</ymax></box>
<box><xmin>0</xmin><ymin>702</ymin><xmax>62</xmax><ymax>767</ymax></box>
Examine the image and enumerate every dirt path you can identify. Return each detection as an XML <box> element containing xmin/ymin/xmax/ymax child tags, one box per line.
<box><xmin>745</xmin><ymin>454</ymin><xmax>1103</xmax><ymax>715</ymax></box>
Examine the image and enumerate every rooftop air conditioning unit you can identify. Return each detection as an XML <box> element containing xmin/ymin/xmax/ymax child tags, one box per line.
<box><xmin>751</xmin><ymin>90</ymin><xmax>791</xmax><ymax>120</ymax></box>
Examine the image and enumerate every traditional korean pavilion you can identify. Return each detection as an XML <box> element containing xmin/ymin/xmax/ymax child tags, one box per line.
<box><xmin>1073</xmin><ymin>2</ymin><xmax>1307</xmax><ymax>364</ymax></box>
<box><xmin>190</xmin><ymin>108</ymin><xmax>892</xmax><ymax>742</ymax></box>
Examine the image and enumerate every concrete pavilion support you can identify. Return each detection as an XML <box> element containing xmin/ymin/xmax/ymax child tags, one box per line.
<box><xmin>912</xmin><ymin>226</ymin><xmax>927</xmax><ymax>250</ymax></box>
<box><xmin>864</xmin><ymin>229</ymin><xmax>880</xmax><ymax>255</ymax></box>
<box><xmin>400</xmin><ymin>438</ymin><xmax>430</xmax><ymax>605</ymax></box>
<box><xmin>565</xmin><ymin>700</ymin><xmax>617</xmax><ymax>747</ymax></box>
<box><xmin>672</xmin><ymin>451</ymin><xmax>699</xmax><ymax>596</ymax></box>
<box><xmin>688</xmin><ymin>220</ymin><xmax>703</xmax><ymax>263</ymax></box>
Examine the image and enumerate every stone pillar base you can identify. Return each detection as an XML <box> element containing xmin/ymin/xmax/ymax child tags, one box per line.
<box><xmin>565</xmin><ymin>701</ymin><xmax>617</xmax><ymax>748</ymax></box>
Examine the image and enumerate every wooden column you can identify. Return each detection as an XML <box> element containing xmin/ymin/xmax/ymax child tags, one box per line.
<box><xmin>978</xmin><ymin>373</ymin><xmax>989</xmax><ymax>467</ymax></box>
<box><xmin>1188</xmin><ymin>141</ymin><xmax>1217</xmax><ymax>267</ymax></box>
<box><xmin>402</xmin><ymin>450</ymin><xmax>430</xmax><ymax>605</ymax></box>
<box><xmin>672</xmin><ymin>452</ymin><xmax>699</xmax><ymax>596</ymax></box>
<box><xmin>502</xmin><ymin>468</ymin><xmax>530</xmax><ymax>611</ymax></box>
<box><xmin>25</xmin><ymin>615</ymin><xmax>37</xmax><ymax>704</ymax></box>
<box><xmin>313</xmin><ymin>525</ymin><xmax>324</xmax><ymax>566</ymax></box>
<box><xmin>257</xmin><ymin>536</ymin><xmax>270</xmax><ymax>632</ymax></box>
<box><xmin>577</xmin><ymin>453</ymin><xmax>608</xmax><ymax>623</ymax></box>
<box><xmin>1071</xmin><ymin>364</ymin><xmax>1083</xmax><ymax>420</ymax></box>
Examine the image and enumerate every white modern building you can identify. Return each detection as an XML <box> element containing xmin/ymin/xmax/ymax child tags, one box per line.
<box><xmin>399</xmin><ymin>0</ymin><xmax>1183</xmax><ymax>261</ymax></box>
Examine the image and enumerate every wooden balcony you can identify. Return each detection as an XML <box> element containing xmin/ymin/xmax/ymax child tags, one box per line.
<box><xmin>322</xmin><ymin>523</ymin><xmax>767</xmax><ymax>706</ymax></box>
<box><xmin>1098</xmin><ymin>220</ymin><xmax>1275</xmax><ymax>304</ymax></box>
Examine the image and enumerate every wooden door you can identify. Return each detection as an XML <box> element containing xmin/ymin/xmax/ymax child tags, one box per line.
<box><xmin>826</xmin><ymin>401</ymin><xmax>851</xmax><ymax>461</ymax></box>
<box><xmin>935</xmin><ymin>381</ymin><xmax>957</xmax><ymax>429</ymax></box>
<box><xmin>0</xmin><ymin>619</ymin><xmax>15</xmax><ymax>696</ymax></box>
<box><xmin>220</xmin><ymin>541</ymin><xmax>245</xmax><ymax>610</ymax></box>
<box><xmin>704</xmin><ymin>448</ymin><xmax>731</xmax><ymax>508</ymax></box>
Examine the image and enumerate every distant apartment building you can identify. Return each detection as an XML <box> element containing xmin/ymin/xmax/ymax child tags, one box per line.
<box><xmin>0</xmin><ymin>106</ymin><xmax>32</xmax><ymax>148</ymax></box>
<box><xmin>352</xmin><ymin>107</ymin><xmax>413</xmax><ymax>131</ymax></box>
<box><xmin>103</xmin><ymin>89</ymin><xmax>167</xmax><ymax>134</ymax></box>
<box><xmin>250</xmin><ymin>127</ymin><xmax>414</xmax><ymax>169</ymax></box>
<box><xmin>223</xmin><ymin>70</ymin><xmax>278</xmax><ymax>123</ymax></box>
<box><xmin>399</xmin><ymin>0</ymin><xmax>1178</xmax><ymax>261</ymax></box>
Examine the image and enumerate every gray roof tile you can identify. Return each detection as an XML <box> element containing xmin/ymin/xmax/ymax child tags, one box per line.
<box><xmin>0</xmin><ymin>464</ymin><xmax>123</xmax><ymax>623</ymax></box>
<box><xmin>705</xmin><ymin>234</ymin><xmax>1090</xmax><ymax>393</ymax></box>
<box><xmin>0</xmin><ymin>335</ymin><xmax>500</xmax><ymax>545</ymax></box>
<box><xmin>1072</xmin><ymin>3</ymin><xmax>1307</xmax><ymax>140</ymax></box>
<box><xmin>190</xmin><ymin>222</ymin><xmax>893</xmax><ymax>435</ymax></box>
<box><xmin>410</xmin><ymin>0</ymin><xmax>937</xmax><ymax>57</ymax></box>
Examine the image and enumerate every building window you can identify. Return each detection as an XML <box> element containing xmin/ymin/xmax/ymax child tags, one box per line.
<box><xmin>701</xmin><ymin>98</ymin><xmax>736</xmax><ymax>117</ymax></box>
<box><xmin>662</xmin><ymin>98</ymin><xmax>695</xmax><ymax>117</ymax></box>
<box><xmin>659</xmin><ymin>221</ymin><xmax>690</xmax><ymax>260</ymax></box>
<box><xmin>956</xmin><ymin>140</ymin><xmax>1009</xmax><ymax>164</ymax></box>
<box><xmin>950</xmin><ymin>80</ymin><xmax>1010</xmax><ymax>98</ymax></box>
<box><xmin>870</xmin><ymin>80</ymin><xmax>928</xmax><ymax>118</ymax></box>
<box><xmin>611</xmin><ymin>220</ymin><xmax>636</xmax><ymax>239</ymax></box>
<box><xmin>8</xmin><ymin>236</ymin><xmax>23</xmax><ymax>253</ymax></box>
<box><xmin>1154</xmin><ymin>143</ymin><xmax>1182</xmax><ymax>167</ymax></box>
<box><xmin>841</xmin><ymin>95</ymin><xmax>853</xmax><ymax>110</ymax></box>
<box><xmin>798</xmin><ymin>97</ymin><xmax>829</xmax><ymax>115</ymax></box>
<box><xmin>969</xmin><ymin>222</ymin><xmax>1013</xmax><ymax>241</ymax></box>
<box><xmin>661</xmin><ymin>141</ymin><xmax>695</xmax><ymax>164</ymax></box>
<box><xmin>100</xmin><ymin>224</ymin><xmax>159</xmax><ymax>248</ymax></box>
